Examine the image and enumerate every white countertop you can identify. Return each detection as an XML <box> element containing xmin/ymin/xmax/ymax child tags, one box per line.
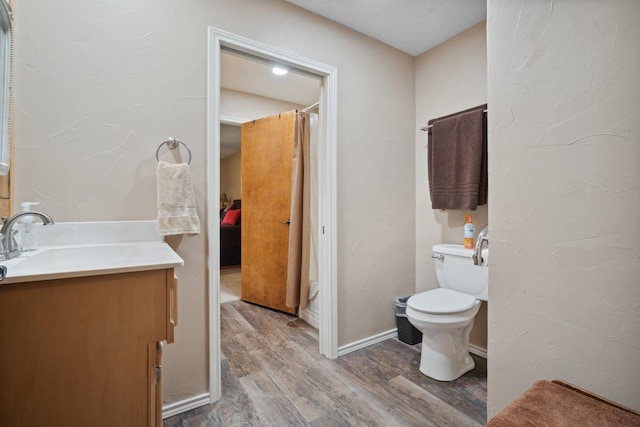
<box><xmin>0</xmin><ymin>221</ymin><xmax>184</xmax><ymax>285</ymax></box>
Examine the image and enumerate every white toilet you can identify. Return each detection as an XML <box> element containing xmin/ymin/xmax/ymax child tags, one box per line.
<box><xmin>406</xmin><ymin>244</ymin><xmax>488</xmax><ymax>381</ymax></box>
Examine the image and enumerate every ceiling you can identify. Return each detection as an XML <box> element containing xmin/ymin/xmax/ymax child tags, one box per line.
<box><xmin>284</xmin><ymin>0</ymin><xmax>487</xmax><ymax>56</ymax></box>
<box><xmin>220</xmin><ymin>51</ymin><xmax>321</xmax><ymax>159</ymax></box>
<box><xmin>221</xmin><ymin>50</ymin><xmax>321</xmax><ymax>107</ymax></box>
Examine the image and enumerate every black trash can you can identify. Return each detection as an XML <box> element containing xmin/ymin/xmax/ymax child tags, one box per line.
<box><xmin>395</xmin><ymin>296</ymin><xmax>422</xmax><ymax>345</ymax></box>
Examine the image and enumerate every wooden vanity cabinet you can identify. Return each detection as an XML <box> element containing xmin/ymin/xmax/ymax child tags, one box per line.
<box><xmin>0</xmin><ymin>268</ymin><xmax>178</xmax><ymax>427</ymax></box>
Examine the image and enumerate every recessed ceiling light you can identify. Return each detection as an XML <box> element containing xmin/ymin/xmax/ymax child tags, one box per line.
<box><xmin>272</xmin><ymin>66</ymin><xmax>288</xmax><ymax>76</ymax></box>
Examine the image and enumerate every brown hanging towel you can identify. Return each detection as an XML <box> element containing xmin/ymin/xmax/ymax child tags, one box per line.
<box><xmin>427</xmin><ymin>104</ymin><xmax>488</xmax><ymax>210</ymax></box>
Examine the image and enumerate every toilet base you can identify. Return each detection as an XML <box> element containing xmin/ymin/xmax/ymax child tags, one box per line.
<box><xmin>417</xmin><ymin>317</ymin><xmax>476</xmax><ymax>381</ymax></box>
<box><xmin>405</xmin><ymin>298</ymin><xmax>480</xmax><ymax>382</ymax></box>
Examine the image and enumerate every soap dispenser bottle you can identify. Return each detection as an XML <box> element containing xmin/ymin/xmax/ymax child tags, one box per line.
<box><xmin>19</xmin><ymin>201</ymin><xmax>40</xmax><ymax>251</ymax></box>
<box><xmin>463</xmin><ymin>214</ymin><xmax>474</xmax><ymax>249</ymax></box>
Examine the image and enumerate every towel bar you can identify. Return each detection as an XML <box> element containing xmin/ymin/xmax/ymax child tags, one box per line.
<box><xmin>420</xmin><ymin>109</ymin><xmax>488</xmax><ymax>132</ymax></box>
<box><xmin>156</xmin><ymin>137</ymin><xmax>192</xmax><ymax>165</ymax></box>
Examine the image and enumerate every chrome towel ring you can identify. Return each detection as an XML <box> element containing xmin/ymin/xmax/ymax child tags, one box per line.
<box><xmin>156</xmin><ymin>137</ymin><xmax>192</xmax><ymax>165</ymax></box>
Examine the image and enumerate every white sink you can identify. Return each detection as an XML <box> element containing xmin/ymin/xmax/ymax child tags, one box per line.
<box><xmin>2</xmin><ymin>241</ymin><xmax>184</xmax><ymax>284</ymax></box>
<box><xmin>10</xmin><ymin>244</ymin><xmax>143</xmax><ymax>272</ymax></box>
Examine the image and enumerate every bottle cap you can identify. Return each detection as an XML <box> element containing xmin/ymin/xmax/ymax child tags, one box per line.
<box><xmin>20</xmin><ymin>202</ymin><xmax>40</xmax><ymax>225</ymax></box>
<box><xmin>465</xmin><ymin>214</ymin><xmax>472</xmax><ymax>223</ymax></box>
<box><xmin>21</xmin><ymin>201</ymin><xmax>40</xmax><ymax>212</ymax></box>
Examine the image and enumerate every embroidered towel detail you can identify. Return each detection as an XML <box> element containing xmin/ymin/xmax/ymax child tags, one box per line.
<box><xmin>156</xmin><ymin>160</ymin><xmax>201</xmax><ymax>235</ymax></box>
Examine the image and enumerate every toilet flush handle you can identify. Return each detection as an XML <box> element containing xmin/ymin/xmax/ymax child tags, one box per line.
<box><xmin>431</xmin><ymin>254</ymin><xmax>444</xmax><ymax>262</ymax></box>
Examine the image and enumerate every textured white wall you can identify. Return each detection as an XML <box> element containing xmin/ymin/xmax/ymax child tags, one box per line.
<box><xmin>487</xmin><ymin>0</ymin><xmax>640</xmax><ymax>416</ymax></box>
<box><xmin>220</xmin><ymin>88</ymin><xmax>304</xmax><ymax>122</ymax></box>
<box><xmin>415</xmin><ymin>22</ymin><xmax>488</xmax><ymax>294</ymax></box>
<box><xmin>220</xmin><ymin>152</ymin><xmax>241</xmax><ymax>203</ymax></box>
<box><xmin>219</xmin><ymin>88</ymin><xmax>305</xmax><ymax>202</ymax></box>
<box><xmin>415</xmin><ymin>23</ymin><xmax>488</xmax><ymax>349</ymax></box>
<box><xmin>13</xmin><ymin>0</ymin><xmax>415</xmax><ymax>404</ymax></box>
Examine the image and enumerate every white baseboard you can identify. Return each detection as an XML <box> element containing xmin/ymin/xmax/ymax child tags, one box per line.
<box><xmin>337</xmin><ymin>328</ymin><xmax>398</xmax><ymax>357</ymax></box>
<box><xmin>469</xmin><ymin>344</ymin><xmax>487</xmax><ymax>359</ymax></box>
<box><xmin>162</xmin><ymin>392</ymin><xmax>211</xmax><ymax>419</ymax></box>
<box><xmin>336</xmin><ymin>327</ymin><xmax>488</xmax><ymax>361</ymax></box>
<box><xmin>299</xmin><ymin>299</ymin><xmax>320</xmax><ymax>329</ymax></box>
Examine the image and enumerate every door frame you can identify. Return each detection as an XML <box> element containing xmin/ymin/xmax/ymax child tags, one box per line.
<box><xmin>206</xmin><ymin>27</ymin><xmax>338</xmax><ymax>403</ymax></box>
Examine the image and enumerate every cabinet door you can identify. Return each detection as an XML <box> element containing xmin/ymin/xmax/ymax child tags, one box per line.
<box><xmin>0</xmin><ymin>270</ymin><xmax>171</xmax><ymax>426</ymax></box>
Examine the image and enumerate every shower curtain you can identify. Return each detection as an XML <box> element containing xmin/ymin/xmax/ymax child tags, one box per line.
<box><xmin>286</xmin><ymin>111</ymin><xmax>319</xmax><ymax>309</ymax></box>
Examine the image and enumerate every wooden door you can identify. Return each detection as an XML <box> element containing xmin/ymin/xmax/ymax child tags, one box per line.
<box><xmin>241</xmin><ymin>111</ymin><xmax>296</xmax><ymax>314</ymax></box>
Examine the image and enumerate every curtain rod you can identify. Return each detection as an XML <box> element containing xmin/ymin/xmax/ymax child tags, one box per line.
<box><xmin>302</xmin><ymin>101</ymin><xmax>319</xmax><ymax>112</ymax></box>
<box><xmin>420</xmin><ymin>109</ymin><xmax>488</xmax><ymax>132</ymax></box>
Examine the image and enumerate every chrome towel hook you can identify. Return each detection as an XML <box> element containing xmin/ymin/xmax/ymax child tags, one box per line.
<box><xmin>155</xmin><ymin>137</ymin><xmax>192</xmax><ymax>165</ymax></box>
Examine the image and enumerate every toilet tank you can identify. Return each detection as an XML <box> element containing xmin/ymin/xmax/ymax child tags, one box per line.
<box><xmin>433</xmin><ymin>244</ymin><xmax>488</xmax><ymax>301</ymax></box>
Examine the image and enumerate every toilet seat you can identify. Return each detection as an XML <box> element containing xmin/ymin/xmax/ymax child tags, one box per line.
<box><xmin>408</xmin><ymin>288</ymin><xmax>476</xmax><ymax>315</ymax></box>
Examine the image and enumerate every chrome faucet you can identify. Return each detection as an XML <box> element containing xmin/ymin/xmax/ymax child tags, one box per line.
<box><xmin>0</xmin><ymin>211</ymin><xmax>54</xmax><ymax>260</ymax></box>
<box><xmin>472</xmin><ymin>224</ymin><xmax>488</xmax><ymax>266</ymax></box>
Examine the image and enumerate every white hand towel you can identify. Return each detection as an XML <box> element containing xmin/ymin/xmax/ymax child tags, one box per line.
<box><xmin>156</xmin><ymin>160</ymin><xmax>201</xmax><ymax>236</ymax></box>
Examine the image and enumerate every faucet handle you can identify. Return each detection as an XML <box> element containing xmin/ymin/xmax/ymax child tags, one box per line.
<box><xmin>472</xmin><ymin>226</ymin><xmax>489</xmax><ymax>266</ymax></box>
<box><xmin>10</xmin><ymin>227</ymin><xmax>19</xmax><ymax>250</ymax></box>
<box><xmin>472</xmin><ymin>250</ymin><xmax>482</xmax><ymax>266</ymax></box>
<box><xmin>0</xmin><ymin>233</ymin><xmax>5</xmax><ymax>259</ymax></box>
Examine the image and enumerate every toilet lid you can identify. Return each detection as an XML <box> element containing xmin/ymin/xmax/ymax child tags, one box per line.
<box><xmin>408</xmin><ymin>288</ymin><xmax>476</xmax><ymax>314</ymax></box>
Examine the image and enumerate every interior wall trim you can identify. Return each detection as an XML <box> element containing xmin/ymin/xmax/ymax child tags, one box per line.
<box><xmin>338</xmin><ymin>329</ymin><xmax>488</xmax><ymax>360</ymax></box>
<box><xmin>220</xmin><ymin>114</ymin><xmax>251</xmax><ymax>125</ymax></box>
<box><xmin>337</xmin><ymin>329</ymin><xmax>398</xmax><ymax>357</ymax></box>
<box><xmin>162</xmin><ymin>392</ymin><xmax>210</xmax><ymax>420</ymax></box>
<box><xmin>469</xmin><ymin>344</ymin><xmax>488</xmax><ymax>359</ymax></box>
<box><xmin>299</xmin><ymin>298</ymin><xmax>320</xmax><ymax>328</ymax></box>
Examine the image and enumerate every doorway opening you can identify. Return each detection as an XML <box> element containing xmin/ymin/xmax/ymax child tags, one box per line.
<box><xmin>219</xmin><ymin>121</ymin><xmax>241</xmax><ymax>305</ymax></box>
<box><xmin>218</xmin><ymin>50</ymin><xmax>321</xmax><ymax>319</ymax></box>
<box><xmin>207</xmin><ymin>27</ymin><xmax>338</xmax><ymax>403</ymax></box>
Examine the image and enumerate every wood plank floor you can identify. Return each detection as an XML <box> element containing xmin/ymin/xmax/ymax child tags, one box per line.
<box><xmin>164</xmin><ymin>300</ymin><xmax>487</xmax><ymax>426</ymax></box>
